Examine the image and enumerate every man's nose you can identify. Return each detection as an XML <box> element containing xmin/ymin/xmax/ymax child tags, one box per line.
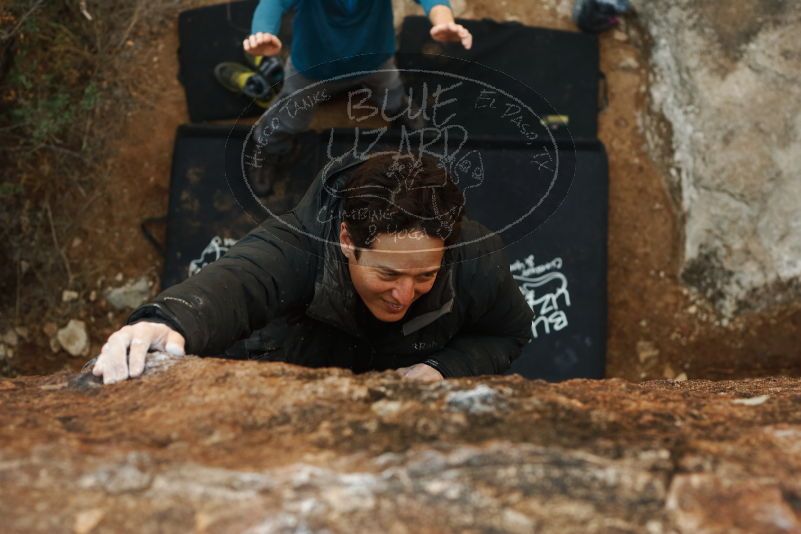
<box><xmin>391</xmin><ymin>278</ymin><xmax>415</xmax><ymax>306</ymax></box>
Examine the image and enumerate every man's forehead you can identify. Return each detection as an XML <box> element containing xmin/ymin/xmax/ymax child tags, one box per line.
<box><xmin>368</xmin><ymin>232</ymin><xmax>445</xmax><ymax>251</ymax></box>
<box><xmin>361</xmin><ymin>250</ymin><xmax>442</xmax><ymax>266</ymax></box>
<box><xmin>372</xmin><ymin>263</ymin><xmax>442</xmax><ymax>273</ymax></box>
<box><xmin>358</xmin><ymin>246</ymin><xmax>443</xmax><ymax>271</ymax></box>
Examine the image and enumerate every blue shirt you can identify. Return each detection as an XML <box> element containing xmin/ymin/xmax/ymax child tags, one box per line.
<box><xmin>252</xmin><ymin>0</ymin><xmax>451</xmax><ymax>80</ymax></box>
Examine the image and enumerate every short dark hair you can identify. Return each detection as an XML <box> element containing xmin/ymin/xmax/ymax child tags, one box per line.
<box><xmin>341</xmin><ymin>153</ymin><xmax>465</xmax><ymax>255</ymax></box>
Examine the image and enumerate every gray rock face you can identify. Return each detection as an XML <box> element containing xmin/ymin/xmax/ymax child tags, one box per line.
<box><xmin>3</xmin><ymin>360</ymin><xmax>801</xmax><ymax>532</ymax></box>
<box><xmin>634</xmin><ymin>0</ymin><xmax>801</xmax><ymax>315</ymax></box>
<box><xmin>104</xmin><ymin>276</ymin><xmax>151</xmax><ymax>310</ymax></box>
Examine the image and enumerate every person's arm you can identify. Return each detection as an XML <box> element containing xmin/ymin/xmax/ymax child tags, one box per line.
<box><xmin>245</xmin><ymin>0</ymin><xmax>295</xmax><ymax>56</ymax></box>
<box><xmin>419</xmin><ymin>1</ymin><xmax>473</xmax><ymax>50</ymax></box>
<box><xmin>93</xmin><ymin>217</ymin><xmax>317</xmax><ymax>384</ymax></box>
<box><xmin>131</xmin><ymin>217</ymin><xmax>317</xmax><ymax>356</ymax></box>
<box><xmin>423</xmin><ymin>254</ymin><xmax>534</xmax><ymax>377</ymax></box>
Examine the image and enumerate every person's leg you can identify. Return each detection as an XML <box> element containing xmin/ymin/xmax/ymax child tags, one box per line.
<box><xmin>362</xmin><ymin>58</ymin><xmax>406</xmax><ymax>115</ymax></box>
<box><xmin>245</xmin><ymin>58</ymin><xmax>337</xmax><ymax>195</ymax></box>
<box><xmin>252</xmin><ymin>58</ymin><xmax>320</xmax><ymax>155</ymax></box>
<box><xmin>361</xmin><ymin>58</ymin><xmax>425</xmax><ymax>129</ymax></box>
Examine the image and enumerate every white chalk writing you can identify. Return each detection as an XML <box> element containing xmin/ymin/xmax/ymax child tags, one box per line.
<box><xmin>188</xmin><ymin>236</ymin><xmax>238</xmax><ymax>277</ymax></box>
<box><xmin>510</xmin><ymin>254</ymin><xmax>571</xmax><ymax>338</ymax></box>
<box><xmin>474</xmin><ymin>89</ymin><xmax>540</xmax><ymax>144</ymax></box>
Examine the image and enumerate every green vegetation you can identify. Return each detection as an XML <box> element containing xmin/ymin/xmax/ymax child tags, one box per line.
<box><xmin>1</xmin><ymin>2</ymin><xmax>100</xmax><ymax>326</ymax></box>
<box><xmin>0</xmin><ymin>1</ymin><xmax>183</xmax><ymax>375</ymax></box>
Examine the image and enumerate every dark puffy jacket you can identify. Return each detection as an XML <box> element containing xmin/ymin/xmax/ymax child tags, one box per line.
<box><xmin>128</xmin><ymin>154</ymin><xmax>534</xmax><ymax>377</ymax></box>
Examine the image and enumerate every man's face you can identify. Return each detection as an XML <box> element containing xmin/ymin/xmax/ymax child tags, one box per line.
<box><xmin>340</xmin><ymin>224</ymin><xmax>445</xmax><ymax>322</ymax></box>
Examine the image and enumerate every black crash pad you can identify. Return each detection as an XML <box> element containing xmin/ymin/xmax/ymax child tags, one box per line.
<box><xmin>162</xmin><ymin>125</ymin><xmax>606</xmax><ymax>380</ymax></box>
<box><xmin>177</xmin><ymin>3</ymin><xmax>600</xmax><ymax>135</ymax></box>
<box><xmin>397</xmin><ymin>16</ymin><xmax>600</xmax><ymax>140</ymax></box>
<box><xmin>162</xmin><ymin>123</ymin><xmax>320</xmax><ymax>288</ymax></box>
<box><xmin>178</xmin><ymin>0</ymin><xmax>288</xmax><ymax>121</ymax></box>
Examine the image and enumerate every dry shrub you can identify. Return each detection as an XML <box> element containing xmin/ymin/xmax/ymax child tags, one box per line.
<box><xmin>0</xmin><ymin>0</ymin><xmax>185</xmax><ymax>374</ymax></box>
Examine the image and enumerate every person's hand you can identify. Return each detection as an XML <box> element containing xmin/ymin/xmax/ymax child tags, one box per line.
<box><xmin>243</xmin><ymin>32</ymin><xmax>283</xmax><ymax>57</ymax></box>
<box><xmin>397</xmin><ymin>363</ymin><xmax>444</xmax><ymax>382</ymax></box>
<box><xmin>430</xmin><ymin>22</ymin><xmax>473</xmax><ymax>50</ymax></box>
<box><xmin>92</xmin><ymin>322</ymin><xmax>185</xmax><ymax>385</ymax></box>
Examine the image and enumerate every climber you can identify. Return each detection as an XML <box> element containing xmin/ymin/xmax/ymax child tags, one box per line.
<box><xmin>92</xmin><ymin>152</ymin><xmax>533</xmax><ymax>385</ymax></box>
<box><xmin>215</xmin><ymin>0</ymin><xmax>474</xmax><ymax>195</ymax></box>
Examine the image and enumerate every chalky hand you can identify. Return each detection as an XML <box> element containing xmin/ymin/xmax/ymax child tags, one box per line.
<box><xmin>93</xmin><ymin>322</ymin><xmax>185</xmax><ymax>384</ymax></box>
<box><xmin>243</xmin><ymin>32</ymin><xmax>283</xmax><ymax>56</ymax></box>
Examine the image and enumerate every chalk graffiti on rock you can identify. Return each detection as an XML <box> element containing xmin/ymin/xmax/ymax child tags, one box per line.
<box><xmin>510</xmin><ymin>254</ymin><xmax>571</xmax><ymax>338</ymax></box>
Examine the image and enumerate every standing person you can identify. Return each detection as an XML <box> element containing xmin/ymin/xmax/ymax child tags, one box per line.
<box><xmin>227</xmin><ymin>0</ymin><xmax>473</xmax><ymax>194</ymax></box>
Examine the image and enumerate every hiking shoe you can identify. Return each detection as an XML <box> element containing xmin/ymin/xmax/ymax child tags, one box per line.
<box><xmin>244</xmin><ymin>54</ymin><xmax>285</xmax><ymax>93</ymax></box>
<box><xmin>573</xmin><ymin>0</ymin><xmax>630</xmax><ymax>33</ymax></box>
<box><xmin>214</xmin><ymin>61</ymin><xmax>276</xmax><ymax>108</ymax></box>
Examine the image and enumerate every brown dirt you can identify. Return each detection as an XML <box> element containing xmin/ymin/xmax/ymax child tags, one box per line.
<box><xmin>7</xmin><ymin>0</ymin><xmax>801</xmax><ymax>379</ymax></box>
<box><xmin>7</xmin><ymin>19</ymin><xmax>187</xmax><ymax>376</ymax></box>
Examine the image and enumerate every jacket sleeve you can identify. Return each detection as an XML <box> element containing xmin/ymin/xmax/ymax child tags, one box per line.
<box><xmin>425</xmin><ymin>249</ymin><xmax>534</xmax><ymax>378</ymax></box>
<box><xmin>251</xmin><ymin>0</ymin><xmax>295</xmax><ymax>35</ymax></box>
<box><xmin>416</xmin><ymin>0</ymin><xmax>452</xmax><ymax>16</ymax></box>
<box><xmin>127</xmin><ymin>217</ymin><xmax>318</xmax><ymax>356</ymax></box>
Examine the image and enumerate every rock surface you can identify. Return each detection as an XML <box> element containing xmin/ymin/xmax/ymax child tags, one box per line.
<box><xmin>104</xmin><ymin>276</ymin><xmax>152</xmax><ymax>311</ymax></box>
<box><xmin>633</xmin><ymin>0</ymin><xmax>801</xmax><ymax>315</ymax></box>
<box><xmin>2</xmin><ymin>359</ymin><xmax>801</xmax><ymax>532</ymax></box>
<box><xmin>56</xmin><ymin>319</ymin><xmax>89</xmax><ymax>357</ymax></box>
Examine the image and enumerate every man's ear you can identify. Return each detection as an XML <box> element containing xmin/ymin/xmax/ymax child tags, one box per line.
<box><xmin>339</xmin><ymin>222</ymin><xmax>356</xmax><ymax>260</ymax></box>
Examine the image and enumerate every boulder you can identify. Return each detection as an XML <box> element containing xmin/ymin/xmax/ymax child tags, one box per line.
<box><xmin>633</xmin><ymin>0</ymin><xmax>801</xmax><ymax>315</ymax></box>
<box><xmin>1</xmin><ymin>358</ymin><xmax>800</xmax><ymax>532</ymax></box>
<box><xmin>104</xmin><ymin>277</ymin><xmax>151</xmax><ymax>310</ymax></box>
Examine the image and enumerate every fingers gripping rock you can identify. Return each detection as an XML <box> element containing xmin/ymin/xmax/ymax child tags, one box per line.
<box><xmin>92</xmin><ymin>322</ymin><xmax>186</xmax><ymax>385</ymax></box>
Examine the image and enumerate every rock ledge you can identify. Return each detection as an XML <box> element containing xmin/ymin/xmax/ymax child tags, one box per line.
<box><xmin>1</xmin><ymin>358</ymin><xmax>800</xmax><ymax>532</ymax></box>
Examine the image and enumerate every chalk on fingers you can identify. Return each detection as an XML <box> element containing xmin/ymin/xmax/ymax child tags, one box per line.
<box><xmin>166</xmin><ymin>342</ymin><xmax>184</xmax><ymax>356</ymax></box>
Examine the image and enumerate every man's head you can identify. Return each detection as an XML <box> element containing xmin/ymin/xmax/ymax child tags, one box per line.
<box><xmin>338</xmin><ymin>153</ymin><xmax>465</xmax><ymax>322</ymax></box>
